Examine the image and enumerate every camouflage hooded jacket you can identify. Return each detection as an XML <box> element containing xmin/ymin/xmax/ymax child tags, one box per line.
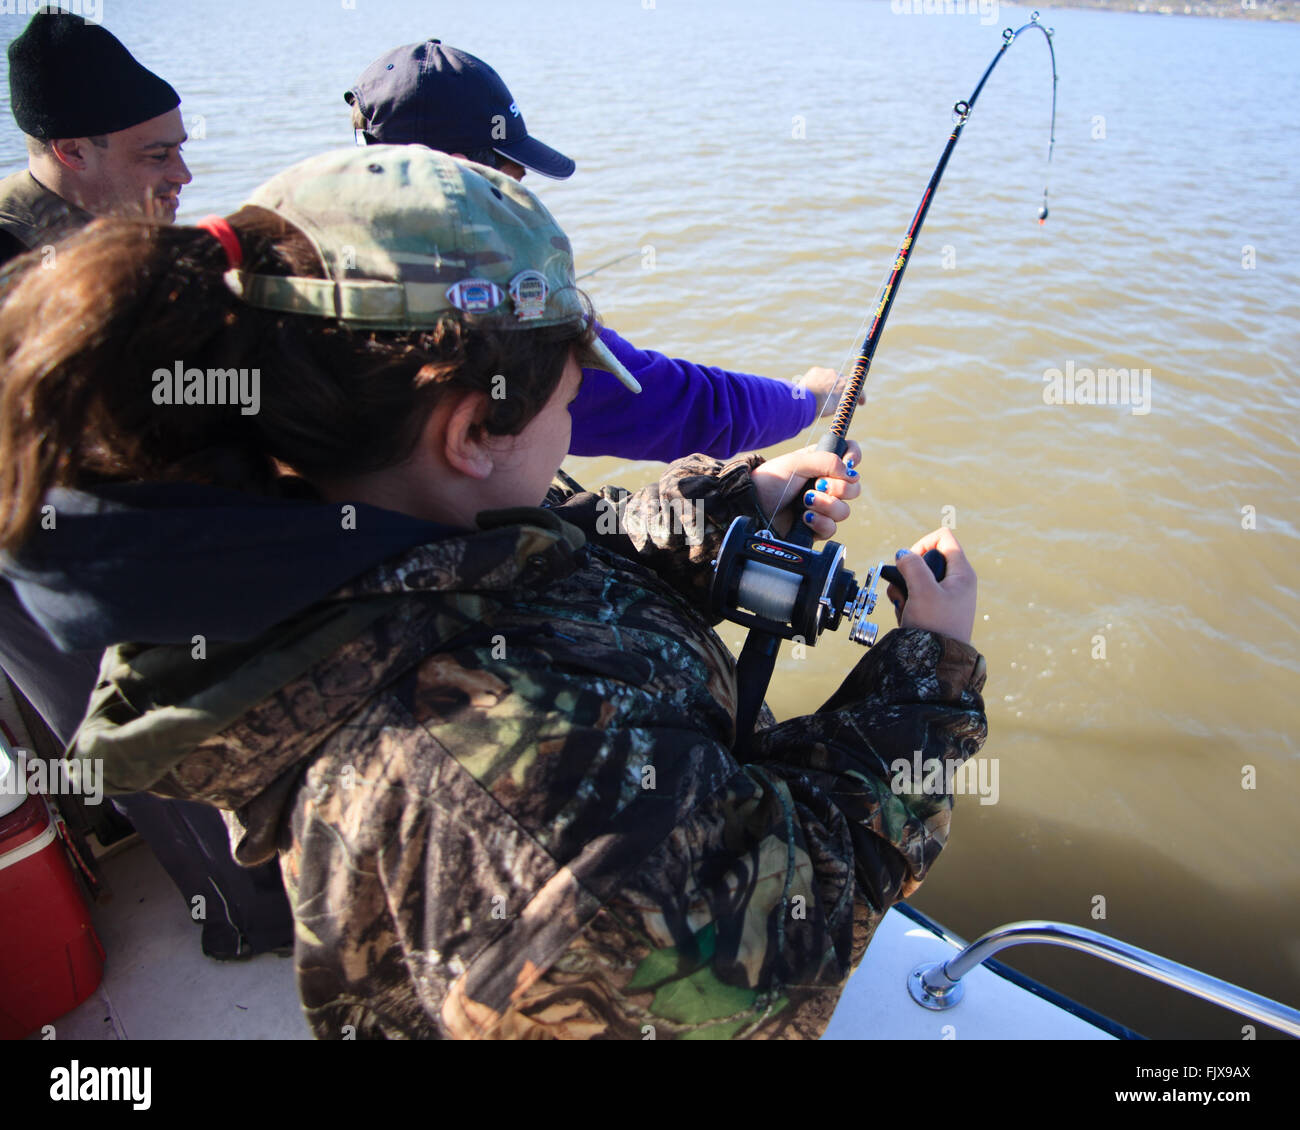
<box><xmin>70</xmin><ymin>454</ymin><xmax>988</xmax><ymax>1039</ymax></box>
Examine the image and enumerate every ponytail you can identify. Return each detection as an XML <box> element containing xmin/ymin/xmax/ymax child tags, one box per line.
<box><xmin>0</xmin><ymin>211</ymin><xmax>278</xmax><ymax>549</ymax></box>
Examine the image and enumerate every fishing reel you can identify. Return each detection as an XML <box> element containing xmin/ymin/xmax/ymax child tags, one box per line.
<box><xmin>710</xmin><ymin>517</ymin><xmax>887</xmax><ymax>648</ymax></box>
<box><xmin>710</xmin><ymin>516</ymin><xmax>948</xmax><ymax>649</ymax></box>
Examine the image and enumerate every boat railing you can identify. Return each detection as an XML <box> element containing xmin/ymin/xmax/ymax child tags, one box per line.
<box><xmin>908</xmin><ymin>919</ymin><xmax>1300</xmax><ymax>1038</ymax></box>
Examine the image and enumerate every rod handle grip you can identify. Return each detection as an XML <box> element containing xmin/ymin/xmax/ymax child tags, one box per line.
<box><xmin>787</xmin><ymin>431</ymin><xmax>849</xmax><ymax>549</ymax></box>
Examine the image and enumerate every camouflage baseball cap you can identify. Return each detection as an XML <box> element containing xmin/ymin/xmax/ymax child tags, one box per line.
<box><xmin>224</xmin><ymin>146</ymin><xmax>639</xmax><ymax>392</ymax></box>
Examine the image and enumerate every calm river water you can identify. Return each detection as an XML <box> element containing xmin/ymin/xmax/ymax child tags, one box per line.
<box><xmin>2</xmin><ymin>0</ymin><xmax>1297</xmax><ymax>1039</ymax></box>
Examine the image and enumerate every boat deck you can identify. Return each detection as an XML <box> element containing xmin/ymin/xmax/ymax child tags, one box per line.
<box><xmin>39</xmin><ymin>835</ymin><xmax>309</xmax><ymax>1040</ymax></box>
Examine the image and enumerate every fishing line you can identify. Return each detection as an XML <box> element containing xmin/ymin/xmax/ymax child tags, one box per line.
<box><xmin>576</xmin><ymin>249</ymin><xmax>641</xmax><ymax>281</ymax></box>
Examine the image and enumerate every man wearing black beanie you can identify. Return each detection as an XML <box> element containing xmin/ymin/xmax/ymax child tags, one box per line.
<box><xmin>0</xmin><ymin>10</ymin><xmax>191</xmax><ymax>264</ymax></box>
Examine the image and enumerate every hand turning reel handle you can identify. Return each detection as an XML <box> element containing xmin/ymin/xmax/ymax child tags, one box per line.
<box><xmin>880</xmin><ymin>549</ymin><xmax>947</xmax><ymax>601</ymax></box>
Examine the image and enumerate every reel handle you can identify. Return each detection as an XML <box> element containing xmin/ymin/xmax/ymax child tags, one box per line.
<box><xmin>879</xmin><ymin>548</ymin><xmax>947</xmax><ymax>600</ymax></box>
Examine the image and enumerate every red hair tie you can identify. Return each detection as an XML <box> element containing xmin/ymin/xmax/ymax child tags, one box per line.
<box><xmin>195</xmin><ymin>215</ymin><xmax>243</xmax><ymax>269</ymax></box>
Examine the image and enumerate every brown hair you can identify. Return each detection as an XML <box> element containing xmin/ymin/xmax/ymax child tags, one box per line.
<box><xmin>0</xmin><ymin>208</ymin><xmax>595</xmax><ymax>550</ymax></box>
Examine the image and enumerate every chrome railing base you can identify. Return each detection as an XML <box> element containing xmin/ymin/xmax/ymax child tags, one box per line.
<box><xmin>904</xmin><ymin>919</ymin><xmax>1300</xmax><ymax>1037</ymax></box>
<box><xmin>908</xmin><ymin>963</ymin><xmax>964</xmax><ymax>1010</ymax></box>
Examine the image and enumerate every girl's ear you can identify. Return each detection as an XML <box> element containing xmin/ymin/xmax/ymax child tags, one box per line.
<box><xmin>440</xmin><ymin>389</ymin><xmax>495</xmax><ymax>480</ymax></box>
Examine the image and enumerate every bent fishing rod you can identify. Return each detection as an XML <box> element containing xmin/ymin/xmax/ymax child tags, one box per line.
<box><xmin>711</xmin><ymin>14</ymin><xmax>1058</xmax><ymax>745</ymax></box>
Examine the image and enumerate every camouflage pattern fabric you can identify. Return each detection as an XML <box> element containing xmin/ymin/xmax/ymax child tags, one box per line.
<box><xmin>70</xmin><ymin>454</ymin><xmax>988</xmax><ymax>1039</ymax></box>
<box><xmin>0</xmin><ymin>170</ymin><xmax>94</xmax><ymax>263</ymax></box>
<box><xmin>237</xmin><ymin>147</ymin><xmax>579</xmax><ymax>331</ymax></box>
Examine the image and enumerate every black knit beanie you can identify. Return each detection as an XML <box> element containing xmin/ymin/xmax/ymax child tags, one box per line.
<box><xmin>7</xmin><ymin>11</ymin><xmax>180</xmax><ymax>139</ymax></box>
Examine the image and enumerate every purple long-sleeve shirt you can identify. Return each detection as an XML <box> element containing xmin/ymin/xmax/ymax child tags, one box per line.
<box><xmin>571</xmin><ymin>327</ymin><xmax>817</xmax><ymax>461</ymax></box>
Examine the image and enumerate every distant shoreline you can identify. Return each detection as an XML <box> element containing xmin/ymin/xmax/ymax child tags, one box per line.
<box><xmin>1012</xmin><ymin>0</ymin><xmax>1298</xmax><ymax>20</ymax></box>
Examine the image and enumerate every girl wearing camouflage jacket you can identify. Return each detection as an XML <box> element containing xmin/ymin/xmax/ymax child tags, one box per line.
<box><xmin>0</xmin><ymin>148</ymin><xmax>987</xmax><ymax>1039</ymax></box>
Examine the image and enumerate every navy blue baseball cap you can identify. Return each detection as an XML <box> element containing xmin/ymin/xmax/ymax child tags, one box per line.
<box><xmin>345</xmin><ymin>40</ymin><xmax>575</xmax><ymax>180</ymax></box>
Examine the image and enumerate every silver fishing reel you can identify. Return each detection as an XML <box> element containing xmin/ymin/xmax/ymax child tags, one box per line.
<box><xmin>709</xmin><ymin>516</ymin><xmax>886</xmax><ymax>648</ymax></box>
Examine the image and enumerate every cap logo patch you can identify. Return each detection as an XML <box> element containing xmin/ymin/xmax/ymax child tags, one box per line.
<box><xmin>446</xmin><ymin>278</ymin><xmax>504</xmax><ymax>313</ymax></box>
<box><xmin>509</xmin><ymin>270</ymin><xmax>549</xmax><ymax>321</ymax></box>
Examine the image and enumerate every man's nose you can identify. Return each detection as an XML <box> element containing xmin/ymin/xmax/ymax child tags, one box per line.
<box><xmin>169</xmin><ymin>155</ymin><xmax>193</xmax><ymax>186</ymax></box>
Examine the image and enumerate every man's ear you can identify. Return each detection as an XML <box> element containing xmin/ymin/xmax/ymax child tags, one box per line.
<box><xmin>441</xmin><ymin>389</ymin><xmax>495</xmax><ymax>480</ymax></box>
<box><xmin>49</xmin><ymin>138</ymin><xmax>93</xmax><ymax>171</ymax></box>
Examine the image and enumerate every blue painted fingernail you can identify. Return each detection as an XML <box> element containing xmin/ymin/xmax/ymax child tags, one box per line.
<box><xmin>815</xmin><ymin>478</ymin><xmax>829</xmax><ymax>492</ymax></box>
<box><xmin>846</xmin><ymin>457</ymin><xmax>856</xmax><ymax>469</ymax></box>
<box><xmin>895</xmin><ymin>548</ymin><xmax>910</xmax><ymax>560</ymax></box>
<box><xmin>847</xmin><ymin>467</ymin><xmax>858</xmax><ymax>479</ymax></box>
<box><xmin>804</xmin><ymin>511</ymin><xmax>815</xmax><ymax>525</ymax></box>
<box><xmin>804</xmin><ymin>490</ymin><xmax>816</xmax><ymax>506</ymax></box>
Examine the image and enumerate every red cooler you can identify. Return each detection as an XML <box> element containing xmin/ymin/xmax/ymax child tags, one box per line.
<box><xmin>0</xmin><ymin>740</ymin><xmax>105</xmax><ymax>1039</ymax></box>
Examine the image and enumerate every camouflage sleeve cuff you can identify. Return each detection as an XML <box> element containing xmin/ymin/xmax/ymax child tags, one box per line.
<box><xmin>815</xmin><ymin>627</ymin><xmax>987</xmax><ymax>714</ymax></box>
<box><xmin>548</xmin><ymin>453</ymin><xmax>767</xmax><ymax>617</ymax></box>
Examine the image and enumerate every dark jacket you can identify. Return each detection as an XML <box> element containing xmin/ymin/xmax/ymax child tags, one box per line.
<box><xmin>0</xmin><ymin>169</ymin><xmax>93</xmax><ymax>267</ymax></box>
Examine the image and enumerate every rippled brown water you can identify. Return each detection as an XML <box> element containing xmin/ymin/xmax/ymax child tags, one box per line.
<box><xmin>2</xmin><ymin>0</ymin><xmax>1296</xmax><ymax>1039</ymax></box>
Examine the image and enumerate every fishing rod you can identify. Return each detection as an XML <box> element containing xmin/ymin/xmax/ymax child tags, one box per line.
<box><xmin>711</xmin><ymin>14</ymin><xmax>1058</xmax><ymax>745</ymax></box>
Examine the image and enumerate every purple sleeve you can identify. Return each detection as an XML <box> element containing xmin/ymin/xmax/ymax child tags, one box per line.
<box><xmin>568</xmin><ymin>327</ymin><xmax>818</xmax><ymax>461</ymax></box>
